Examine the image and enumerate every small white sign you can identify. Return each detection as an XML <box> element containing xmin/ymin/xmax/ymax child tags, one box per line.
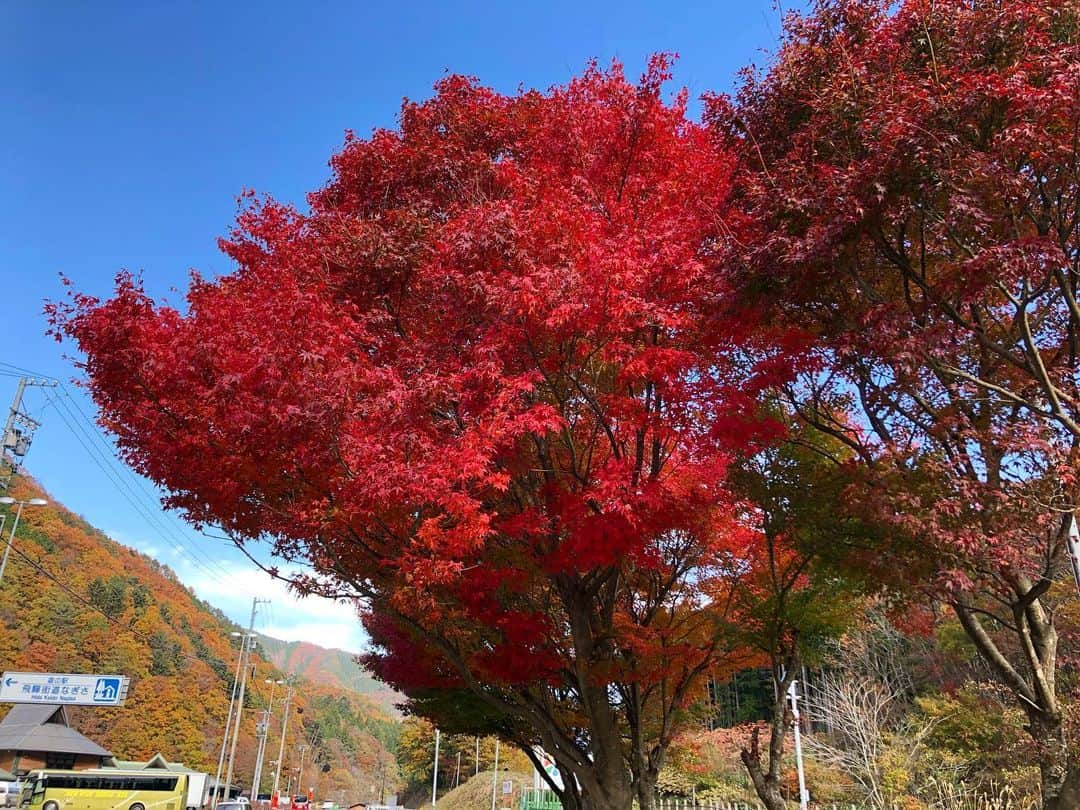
<box><xmin>0</xmin><ymin>672</ymin><xmax>130</xmax><ymax>706</ymax></box>
<box><xmin>501</xmin><ymin>781</ymin><xmax>513</xmax><ymax>795</ymax></box>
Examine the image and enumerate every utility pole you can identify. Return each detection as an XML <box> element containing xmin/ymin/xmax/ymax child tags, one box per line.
<box><xmin>0</xmin><ymin>496</ymin><xmax>47</xmax><ymax>585</ymax></box>
<box><xmin>489</xmin><ymin>740</ymin><xmax>499</xmax><ymax>810</ymax></box>
<box><xmin>377</xmin><ymin>752</ymin><xmax>387</xmax><ymax>804</ymax></box>
<box><xmin>213</xmin><ymin>632</ymin><xmax>250</xmax><ymax>809</ymax></box>
<box><xmin>251</xmin><ymin>678</ymin><xmax>284</xmax><ymax>801</ymax></box>
<box><xmin>1</xmin><ymin>377</ymin><xmax>57</xmax><ymax>490</ymax></box>
<box><xmin>224</xmin><ymin>598</ymin><xmax>268</xmax><ymax>801</ymax></box>
<box><xmin>296</xmin><ymin>744</ymin><xmax>309</xmax><ymax>799</ymax></box>
<box><xmin>271</xmin><ymin>680</ymin><xmax>296</xmax><ymax>801</ymax></box>
<box><xmin>251</xmin><ymin>713</ymin><xmax>269</xmax><ymax>802</ymax></box>
<box><xmin>307</xmin><ymin>725</ymin><xmax>322</xmax><ymax>801</ymax></box>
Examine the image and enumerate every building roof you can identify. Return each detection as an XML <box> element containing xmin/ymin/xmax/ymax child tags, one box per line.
<box><xmin>104</xmin><ymin>753</ymin><xmax>198</xmax><ymax>773</ymax></box>
<box><xmin>0</xmin><ymin>704</ymin><xmax>110</xmax><ymax>757</ymax></box>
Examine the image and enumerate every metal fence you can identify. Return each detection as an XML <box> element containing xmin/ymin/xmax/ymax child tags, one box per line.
<box><xmin>519</xmin><ymin>788</ymin><xmax>562</xmax><ymax>810</ymax></box>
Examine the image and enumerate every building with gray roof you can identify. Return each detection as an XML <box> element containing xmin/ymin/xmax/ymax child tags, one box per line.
<box><xmin>0</xmin><ymin>705</ymin><xmax>110</xmax><ymax>776</ymax></box>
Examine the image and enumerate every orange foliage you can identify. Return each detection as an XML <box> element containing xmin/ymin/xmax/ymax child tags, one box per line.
<box><xmin>0</xmin><ymin>474</ymin><xmax>398</xmax><ymax>801</ymax></box>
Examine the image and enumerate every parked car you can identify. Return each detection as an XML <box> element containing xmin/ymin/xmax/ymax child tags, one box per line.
<box><xmin>0</xmin><ymin>782</ymin><xmax>21</xmax><ymax>809</ymax></box>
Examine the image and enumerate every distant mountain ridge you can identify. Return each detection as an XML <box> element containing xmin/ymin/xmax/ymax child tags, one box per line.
<box><xmin>255</xmin><ymin>635</ymin><xmax>400</xmax><ymax>715</ymax></box>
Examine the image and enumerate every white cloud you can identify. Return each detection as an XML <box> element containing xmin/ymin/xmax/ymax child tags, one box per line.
<box><xmin>183</xmin><ymin>563</ymin><xmax>369</xmax><ymax>655</ymax></box>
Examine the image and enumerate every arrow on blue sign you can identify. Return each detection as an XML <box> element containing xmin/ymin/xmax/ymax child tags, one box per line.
<box><xmin>3</xmin><ymin>678</ymin><xmax>14</xmax><ymax>687</ymax></box>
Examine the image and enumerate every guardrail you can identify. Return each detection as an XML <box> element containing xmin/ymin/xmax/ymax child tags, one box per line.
<box><xmin>519</xmin><ymin>788</ymin><xmax>561</xmax><ymax>810</ymax></box>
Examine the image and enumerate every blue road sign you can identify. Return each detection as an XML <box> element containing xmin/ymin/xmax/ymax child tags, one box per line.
<box><xmin>0</xmin><ymin>671</ymin><xmax>129</xmax><ymax>706</ymax></box>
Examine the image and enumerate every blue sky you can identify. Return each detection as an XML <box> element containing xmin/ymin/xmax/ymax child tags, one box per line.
<box><xmin>0</xmin><ymin>0</ymin><xmax>793</xmax><ymax>654</ymax></box>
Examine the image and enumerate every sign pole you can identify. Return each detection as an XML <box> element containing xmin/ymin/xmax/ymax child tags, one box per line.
<box><xmin>788</xmin><ymin>680</ymin><xmax>809</xmax><ymax>810</ymax></box>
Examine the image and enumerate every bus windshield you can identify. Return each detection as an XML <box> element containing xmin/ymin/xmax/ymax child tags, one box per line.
<box><xmin>20</xmin><ymin>776</ymin><xmax>43</xmax><ymax>806</ymax></box>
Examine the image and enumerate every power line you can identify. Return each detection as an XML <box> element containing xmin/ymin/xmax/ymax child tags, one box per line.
<box><xmin>52</xmin><ymin>384</ymin><xmax>243</xmax><ymax>581</ymax></box>
<box><xmin>0</xmin><ymin>362</ymin><xmax>261</xmax><ymax>601</ymax></box>
<box><xmin>53</xmin><ymin>384</ymin><xmax>226</xmax><ymax>567</ymax></box>
<box><xmin>38</xmin><ymin>386</ymin><xmax>244</xmax><ymax>594</ymax></box>
<box><xmin>0</xmin><ymin>363</ymin><xmax>280</xmax><ymax>660</ymax></box>
<box><xmin>0</xmin><ymin>361</ymin><xmax>52</xmax><ymax>378</ymax></box>
<box><xmin>5</xmin><ymin>531</ymin><xmax>281</xmax><ymax>683</ymax></box>
<box><xmin>4</xmin><ymin>538</ymin><xmax>212</xmax><ymax>667</ymax></box>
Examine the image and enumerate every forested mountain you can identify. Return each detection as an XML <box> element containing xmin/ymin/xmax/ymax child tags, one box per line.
<box><xmin>255</xmin><ymin>636</ymin><xmax>400</xmax><ymax>715</ymax></box>
<box><xmin>0</xmin><ymin>474</ymin><xmax>401</xmax><ymax>802</ymax></box>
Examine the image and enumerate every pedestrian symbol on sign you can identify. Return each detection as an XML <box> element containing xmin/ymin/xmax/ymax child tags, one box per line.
<box><xmin>93</xmin><ymin>678</ymin><xmax>120</xmax><ymax>703</ymax></box>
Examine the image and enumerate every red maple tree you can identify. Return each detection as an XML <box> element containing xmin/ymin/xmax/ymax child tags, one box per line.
<box><xmin>714</xmin><ymin>1</ymin><xmax>1080</xmax><ymax>805</ymax></box>
<box><xmin>53</xmin><ymin>58</ymin><xmax>798</xmax><ymax>810</ymax></box>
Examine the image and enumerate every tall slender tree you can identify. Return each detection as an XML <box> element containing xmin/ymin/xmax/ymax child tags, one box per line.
<box><xmin>725</xmin><ymin>415</ymin><xmax>870</xmax><ymax>809</ymax></box>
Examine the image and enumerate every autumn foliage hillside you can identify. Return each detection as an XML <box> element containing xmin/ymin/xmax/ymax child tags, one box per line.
<box><xmin>255</xmin><ymin>636</ymin><xmax>400</xmax><ymax>716</ymax></box>
<box><xmin>0</xmin><ymin>474</ymin><xmax>400</xmax><ymax>802</ymax></box>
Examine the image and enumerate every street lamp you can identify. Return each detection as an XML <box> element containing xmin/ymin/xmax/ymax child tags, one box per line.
<box><xmin>0</xmin><ymin>497</ymin><xmax>47</xmax><ymax>585</ymax></box>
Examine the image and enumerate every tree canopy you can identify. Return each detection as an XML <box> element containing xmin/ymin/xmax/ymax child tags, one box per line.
<box><xmin>49</xmin><ymin>2</ymin><xmax>1080</xmax><ymax>807</ymax></box>
<box><xmin>711</xmin><ymin>0</ymin><xmax>1080</xmax><ymax>805</ymax></box>
<box><xmin>54</xmin><ymin>58</ymin><xmax>802</xmax><ymax>810</ymax></box>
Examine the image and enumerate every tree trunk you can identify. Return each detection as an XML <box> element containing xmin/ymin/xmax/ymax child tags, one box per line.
<box><xmin>741</xmin><ymin>659</ymin><xmax>798</xmax><ymax>810</ymax></box>
<box><xmin>952</xmin><ymin>593</ymin><xmax>1075</xmax><ymax>810</ymax></box>
<box><xmin>554</xmin><ymin>581</ymin><xmax>637</xmax><ymax>810</ymax></box>
<box><xmin>550</xmin><ymin>743</ymin><xmax>634</xmax><ymax>810</ymax></box>
<box><xmin>1030</xmin><ymin>713</ymin><xmax>1079</xmax><ymax>810</ymax></box>
<box><xmin>740</xmin><ymin>726</ymin><xmax>788</xmax><ymax>810</ymax></box>
<box><xmin>552</xmin><ymin>774</ymin><xmax>634</xmax><ymax>810</ymax></box>
<box><xmin>581</xmin><ymin>780</ymin><xmax>635</xmax><ymax>810</ymax></box>
<box><xmin>1053</xmin><ymin>765</ymin><xmax>1080</xmax><ymax>810</ymax></box>
<box><xmin>634</xmin><ymin>765</ymin><xmax>658</xmax><ymax>810</ymax></box>
<box><xmin>554</xmin><ymin>781</ymin><xmax>585</xmax><ymax>810</ymax></box>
